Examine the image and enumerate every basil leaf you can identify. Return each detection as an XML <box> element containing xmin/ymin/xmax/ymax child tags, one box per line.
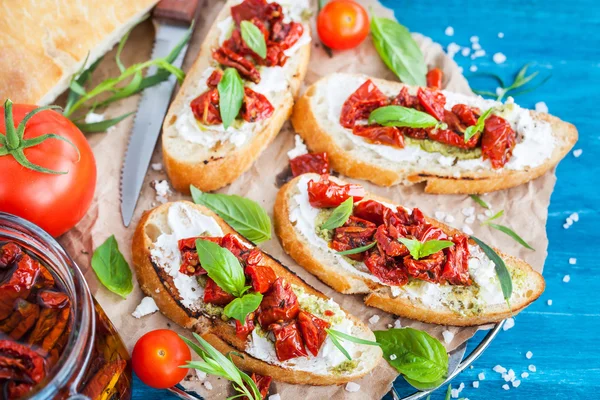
<box><xmin>327</xmin><ymin>329</ymin><xmax>381</xmax><ymax>347</ymax></box>
<box><xmin>91</xmin><ymin>235</ymin><xmax>133</xmax><ymax>298</ymax></box>
<box><xmin>191</xmin><ymin>186</ymin><xmax>271</xmax><ymax>243</ymax></box>
<box><xmin>370</xmin><ymin>16</ymin><xmax>427</xmax><ymax>86</ymax></box>
<box><xmin>374</xmin><ymin>328</ymin><xmax>448</xmax><ymax>384</ymax></box>
<box><xmin>320</xmin><ymin>197</ymin><xmax>353</xmax><ymax>230</ymax></box>
<box><xmin>470</xmin><ymin>194</ymin><xmax>490</xmax><ymax>209</ymax></box>
<box><xmin>369</xmin><ymin>106</ymin><xmax>438</xmax><ymax>128</ymax></box>
<box><xmin>240</xmin><ymin>20</ymin><xmax>267</xmax><ymax>59</ymax></box>
<box><xmin>464</xmin><ymin>108</ymin><xmax>494</xmax><ymax>142</ymax></box>
<box><xmin>397</xmin><ymin>238</ymin><xmax>454</xmax><ymax>260</ymax></box>
<box><xmin>405</xmin><ymin>375</ymin><xmax>446</xmax><ymax>390</ymax></box>
<box><xmin>470</xmin><ymin>236</ymin><xmax>513</xmax><ymax>304</ymax></box>
<box><xmin>217</xmin><ymin>68</ymin><xmax>245</xmax><ymax>130</ymax></box>
<box><xmin>486</xmin><ymin>223</ymin><xmax>535</xmax><ymax>250</ymax></box>
<box><xmin>337</xmin><ymin>241</ymin><xmax>377</xmax><ymax>255</ymax></box>
<box><xmin>223</xmin><ymin>293</ymin><xmax>263</xmax><ymax>323</ymax></box>
<box><xmin>195</xmin><ymin>239</ymin><xmax>247</xmax><ymax>297</ymax></box>
<box><xmin>75</xmin><ymin>111</ymin><xmax>134</xmax><ymax>133</ymax></box>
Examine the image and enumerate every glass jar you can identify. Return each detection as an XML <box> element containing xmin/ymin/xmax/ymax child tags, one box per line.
<box><xmin>0</xmin><ymin>212</ymin><xmax>132</xmax><ymax>400</ymax></box>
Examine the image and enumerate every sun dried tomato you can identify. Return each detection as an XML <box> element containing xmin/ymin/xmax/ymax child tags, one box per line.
<box><xmin>451</xmin><ymin>104</ymin><xmax>480</xmax><ymax>126</ymax></box>
<box><xmin>481</xmin><ymin>115</ymin><xmax>516</xmax><ymax>169</ymax></box>
<box><xmin>248</xmin><ymin>373</ymin><xmax>272</xmax><ymax>400</ymax></box>
<box><xmin>441</xmin><ymin>234</ymin><xmax>471</xmax><ymax>285</ymax></box>
<box><xmin>190</xmin><ymin>88</ymin><xmax>221</xmax><ymax>125</ymax></box>
<box><xmin>400</xmin><ymin>126</ymin><xmax>429</xmax><ymax>140</ymax></box>
<box><xmin>404</xmin><ymin>250</ymin><xmax>445</xmax><ymax>283</ymax></box>
<box><xmin>258</xmin><ymin>278</ymin><xmax>299</xmax><ymax>327</ymax></box>
<box><xmin>353</xmin><ymin>124</ymin><xmax>404</xmax><ymax>148</ymax></box>
<box><xmin>0</xmin><ymin>299</ymin><xmax>39</xmax><ymax>340</ymax></box>
<box><xmin>374</xmin><ymin>225</ymin><xmax>409</xmax><ymax>257</ymax></box>
<box><xmin>269</xmin><ymin>321</ymin><xmax>308</xmax><ymax>361</ymax></box>
<box><xmin>340</xmin><ymin>80</ymin><xmax>389</xmax><ymax>128</ymax></box>
<box><xmin>0</xmin><ymin>242</ymin><xmax>22</xmax><ymax>269</ymax></box>
<box><xmin>428</xmin><ymin>113</ymin><xmax>479</xmax><ymax>150</ymax></box>
<box><xmin>426</xmin><ymin>68</ymin><xmax>443</xmax><ymax>90</ymax></box>
<box><xmin>364</xmin><ymin>250</ymin><xmax>408</xmax><ymax>286</ymax></box>
<box><xmin>235</xmin><ymin>312</ymin><xmax>256</xmax><ymax>341</ymax></box>
<box><xmin>410</xmin><ymin>222</ymin><xmax>447</xmax><ymax>242</ymax></box>
<box><xmin>307</xmin><ymin>175</ymin><xmax>365</xmax><ymax>208</ymax></box>
<box><xmin>213</xmin><ymin>47</ymin><xmax>261</xmax><ymax>83</ymax></box>
<box><xmin>245</xmin><ymin>265</ymin><xmax>276</xmax><ymax>294</ymax></box>
<box><xmin>0</xmin><ymin>254</ymin><xmax>40</xmax><ymax>320</ymax></box>
<box><xmin>80</xmin><ymin>359</ymin><xmax>127</xmax><ymax>400</ymax></box>
<box><xmin>417</xmin><ymin>88</ymin><xmax>446</xmax><ymax>121</ymax></box>
<box><xmin>289</xmin><ymin>152</ymin><xmax>330</xmax><ymax>177</ymax></box>
<box><xmin>206</xmin><ymin>69</ymin><xmax>224</xmax><ymax>88</ymax></box>
<box><xmin>264</xmin><ymin>43</ymin><xmax>288</xmax><ymax>67</ymax></box>
<box><xmin>38</xmin><ymin>291</ymin><xmax>70</xmax><ymax>309</ymax></box>
<box><xmin>178</xmin><ymin>237</ymin><xmax>221</xmax><ymax>276</ymax></box>
<box><xmin>0</xmin><ymin>340</ymin><xmax>46</xmax><ymax>384</ymax></box>
<box><xmin>297</xmin><ymin>311</ymin><xmax>330</xmax><ymax>356</ymax></box>
<box><xmin>331</xmin><ymin>216</ymin><xmax>377</xmax><ymax>261</ymax></box>
<box><xmin>203</xmin><ymin>278</ymin><xmax>235</xmax><ymax>306</ymax></box>
<box><xmin>383</xmin><ymin>207</ymin><xmax>423</xmax><ymax>230</ymax></box>
<box><xmin>231</xmin><ymin>0</ymin><xmax>276</xmax><ymax>25</ymax></box>
<box><xmin>6</xmin><ymin>381</ymin><xmax>33</xmax><ymax>399</ymax></box>
<box><xmin>391</xmin><ymin>87</ymin><xmax>419</xmax><ymax>108</ymax></box>
<box><xmin>241</xmin><ymin>87</ymin><xmax>274</xmax><ymax>123</ymax></box>
<box><xmin>271</xmin><ymin>21</ymin><xmax>304</xmax><ymax>50</ymax></box>
<box><xmin>353</xmin><ymin>200</ymin><xmax>387</xmax><ymax>225</ymax></box>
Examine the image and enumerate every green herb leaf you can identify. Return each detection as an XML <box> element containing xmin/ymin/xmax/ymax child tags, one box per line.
<box><xmin>327</xmin><ymin>331</ymin><xmax>352</xmax><ymax>361</ymax></box>
<box><xmin>368</xmin><ymin>106</ymin><xmax>439</xmax><ymax>128</ymax></box>
<box><xmin>320</xmin><ymin>197</ymin><xmax>353</xmax><ymax>230</ymax></box>
<box><xmin>75</xmin><ymin>112</ymin><xmax>134</xmax><ymax>133</ymax></box>
<box><xmin>485</xmin><ymin>223</ymin><xmax>535</xmax><ymax>250</ymax></box>
<box><xmin>470</xmin><ymin>194</ymin><xmax>490</xmax><ymax>209</ymax></box>
<box><xmin>190</xmin><ymin>186</ymin><xmax>271</xmax><ymax>243</ymax></box>
<box><xmin>223</xmin><ymin>293</ymin><xmax>263</xmax><ymax>323</ymax></box>
<box><xmin>240</xmin><ymin>20</ymin><xmax>267</xmax><ymax>59</ymax></box>
<box><xmin>326</xmin><ymin>328</ymin><xmax>380</xmax><ymax>361</ymax></box>
<box><xmin>485</xmin><ymin>210</ymin><xmax>504</xmax><ymax>222</ymax></box>
<box><xmin>194</xmin><ymin>239</ymin><xmax>248</xmax><ymax>297</ymax></box>
<box><xmin>337</xmin><ymin>241</ymin><xmax>377</xmax><ymax>256</ymax></box>
<box><xmin>374</xmin><ymin>328</ymin><xmax>448</xmax><ymax>384</ymax></box>
<box><xmin>445</xmin><ymin>384</ymin><xmax>452</xmax><ymax>400</ymax></box>
<box><xmin>218</xmin><ymin>68</ymin><xmax>245</xmax><ymax>130</ymax></box>
<box><xmin>470</xmin><ymin>236</ymin><xmax>513</xmax><ymax>304</ymax></box>
<box><xmin>370</xmin><ymin>16</ymin><xmax>427</xmax><ymax>86</ymax></box>
<box><xmin>69</xmin><ymin>81</ymin><xmax>87</xmax><ymax>96</ymax></box>
<box><xmin>404</xmin><ymin>375</ymin><xmax>446</xmax><ymax>390</ymax></box>
<box><xmin>91</xmin><ymin>235</ymin><xmax>133</xmax><ymax>298</ymax></box>
<box><xmin>115</xmin><ymin>28</ymin><xmax>131</xmax><ymax>73</ymax></box>
<box><xmin>397</xmin><ymin>238</ymin><xmax>454</xmax><ymax>260</ymax></box>
<box><xmin>464</xmin><ymin>108</ymin><xmax>494</xmax><ymax>142</ymax></box>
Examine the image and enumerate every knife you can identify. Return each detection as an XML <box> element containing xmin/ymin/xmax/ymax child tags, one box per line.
<box><xmin>120</xmin><ymin>0</ymin><xmax>199</xmax><ymax>227</ymax></box>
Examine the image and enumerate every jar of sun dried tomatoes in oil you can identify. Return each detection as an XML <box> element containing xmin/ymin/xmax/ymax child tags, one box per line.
<box><xmin>0</xmin><ymin>212</ymin><xmax>131</xmax><ymax>399</ymax></box>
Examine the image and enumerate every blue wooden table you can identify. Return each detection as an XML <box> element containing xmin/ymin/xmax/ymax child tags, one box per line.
<box><xmin>133</xmin><ymin>1</ymin><xmax>600</xmax><ymax>398</ymax></box>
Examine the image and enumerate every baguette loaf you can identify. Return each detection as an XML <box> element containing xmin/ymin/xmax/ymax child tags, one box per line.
<box><xmin>132</xmin><ymin>201</ymin><xmax>382</xmax><ymax>385</ymax></box>
<box><xmin>274</xmin><ymin>173</ymin><xmax>545</xmax><ymax>326</ymax></box>
<box><xmin>291</xmin><ymin>73</ymin><xmax>578</xmax><ymax>194</ymax></box>
<box><xmin>162</xmin><ymin>0</ymin><xmax>311</xmax><ymax>194</ymax></box>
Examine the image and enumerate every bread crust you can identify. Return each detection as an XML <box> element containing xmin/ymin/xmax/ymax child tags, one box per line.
<box><xmin>274</xmin><ymin>174</ymin><xmax>545</xmax><ymax>326</ymax></box>
<box><xmin>292</xmin><ymin>75</ymin><xmax>578</xmax><ymax>194</ymax></box>
<box><xmin>132</xmin><ymin>201</ymin><xmax>382</xmax><ymax>384</ymax></box>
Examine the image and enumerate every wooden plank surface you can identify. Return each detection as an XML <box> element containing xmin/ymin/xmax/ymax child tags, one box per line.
<box><xmin>133</xmin><ymin>0</ymin><xmax>599</xmax><ymax>398</ymax></box>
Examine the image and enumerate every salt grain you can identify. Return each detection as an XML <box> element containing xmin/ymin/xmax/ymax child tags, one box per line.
<box><xmin>203</xmin><ymin>381</ymin><xmax>213</xmax><ymax>390</ymax></box>
<box><xmin>472</xmin><ymin>42</ymin><xmax>482</xmax><ymax>50</ymax></box>
<box><xmin>470</xmin><ymin>65</ymin><xmax>478</xmax><ymax>72</ymax></box>
<box><xmin>445</xmin><ymin>215</ymin><xmax>456</xmax><ymax>223</ymax></box>
<box><xmin>196</xmin><ymin>370</ymin><xmax>207</xmax><ymax>380</ymax></box>
<box><xmin>445</xmin><ymin>26</ymin><xmax>455</xmax><ymax>36</ymax></box>
<box><xmin>547</xmin><ymin>299</ymin><xmax>553</xmax><ymax>306</ymax></box>
<box><xmin>462</xmin><ymin>48</ymin><xmax>471</xmax><ymax>57</ymax></box>
<box><xmin>151</xmin><ymin>163</ymin><xmax>163</xmax><ymax>171</ymax></box>
<box><xmin>526</xmin><ymin>351</ymin><xmax>533</xmax><ymax>359</ymax></box>
<box><xmin>563</xmin><ymin>275</ymin><xmax>571</xmax><ymax>283</ymax></box>
<box><xmin>368</xmin><ymin>314</ymin><xmax>380</xmax><ymax>325</ymax></box>
<box><xmin>493</xmin><ymin>52</ymin><xmax>507</xmax><ymax>64</ymax></box>
<box><xmin>447</xmin><ymin>42</ymin><xmax>461</xmax><ymax>58</ymax></box>
<box><xmin>389</xmin><ymin>354</ymin><xmax>397</xmax><ymax>361</ymax></box>
<box><xmin>478</xmin><ymin>372</ymin><xmax>486</xmax><ymax>380</ymax></box>
<box><xmin>502</xmin><ymin>384</ymin><xmax>510</xmax><ymax>390</ymax></box>
<box><xmin>521</xmin><ymin>372</ymin><xmax>529</xmax><ymax>379</ymax></box>
<box><xmin>569</xmin><ymin>258</ymin><xmax>577</xmax><ymax>265</ymax></box>
<box><xmin>473</xmin><ymin>381</ymin><xmax>480</xmax><ymax>388</ymax></box>
<box><xmin>570</xmin><ymin>212</ymin><xmax>579</xmax><ymax>222</ymax></box>
<box><xmin>573</xmin><ymin>149</ymin><xmax>583</xmax><ymax>157</ymax></box>
<box><xmin>269</xmin><ymin>395</ymin><xmax>281</xmax><ymax>400</ymax></box>
<box><xmin>470</xmin><ymin>35</ymin><xmax>479</xmax><ymax>43</ymax></box>
<box><xmin>463</xmin><ymin>225</ymin><xmax>474</xmax><ymax>235</ymax></box>
<box><xmin>528</xmin><ymin>365</ymin><xmax>537</xmax><ymax>372</ymax></box>
<box><xmin>435</xmin><ymin>211</ymin><xmax>446</xmax><ymax>220</ymax></box>
<box><xmin>394</xmin><ymin>319</ymin><xmax>402</xmax><ymax>329</ymax></box>
<box><xmin>503</xmin><ymin>317</ymin><xmax>515</xmax><ymax>331</ymax></box>
<box><xmin>498</xmin><ymin>32</ymin><xmax>505</xmax><ymax>38</ymax></box>
<box><xmin>462</xmin><ymin>207</ymin><xmax>475</xmax><ymax>217</ymax></box>
<box><xmin>442</xmin><ymin>330</ymin><xmax>455</xmax><ymax>344</ymax></box>
<box><xmin>493</xmin><ymin>365</ymin><xmax>507</xmax><ymax>374</ymax></box>
<box><xmin>465</xmin><ymin>215</ymin><xmax>476</xmax><ymax>224</ymax></box>
<box><xmin>485</xmin><ymin>209</ymin><xmax>493</xmax><ymax>217</ymax></box>
<box><xmin>512</xmin><ymin>380</ymin><xmax>521</xmax><ymax>388</ymax></box>
<box><xmin>535</xmin><ymin>102</ymin><xmax>549</xmax><ymax>113</ymax></box>
<box><xmin>477</xmin><ymin>214</ymin><xmax>486</xmax><ymax>221</ymax></box>
<box><xmin>345</xmin><ymin>382</ymin><xmax>361</xmax><ymax>393</ymax></box>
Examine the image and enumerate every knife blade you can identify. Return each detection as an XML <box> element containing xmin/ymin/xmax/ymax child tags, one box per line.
<box><xmin>120</xmin><ymin>0</ymin><xmax>199</xmax><ymax>227</ymax></box>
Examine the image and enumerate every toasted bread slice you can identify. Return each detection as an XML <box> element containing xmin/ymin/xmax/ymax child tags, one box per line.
<box><xmin>161</xmin><ymin>0</ymin><xmax>311</xmax><ymax>194</ymax></box>
<box><xmin>132</xmin><ymin>201</ymin><xmax>382</xmax><ymax>384</ymax></box>
<box><xmin>291</xmin><ymin>73</ymin><xmax>577</xmax><ymax>194</ymax></box>
<box><xmin>274</xmin><ymin>173</ymin><xmax>545</xmax><ymax>326</ymax></box>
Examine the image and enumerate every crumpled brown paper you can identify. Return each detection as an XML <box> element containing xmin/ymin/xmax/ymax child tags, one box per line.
<box><xmin>59</xmin><ymin>1</ymin><xmax>552</xmax><ymax>399</ymax></box>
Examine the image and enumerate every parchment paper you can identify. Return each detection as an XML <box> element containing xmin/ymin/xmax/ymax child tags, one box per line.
<box><xmin>59</xmin><ymin>1</ymin><xmax>553</xmax><ymax>398</ymax></box>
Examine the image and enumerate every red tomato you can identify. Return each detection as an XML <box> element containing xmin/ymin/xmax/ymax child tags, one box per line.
<box><xmin>317</xmin><ymin>0</ymin><xmax>370</xmax><ymax>50</ymax></box>
<box><xmin>132</xmin><ymin>329</ymin><xmax>191</xmax><ymax>389</ymax></box>
<box><xmin>0</xmin><ymin>102</ymin><xmax>96</xmax><ymax>237</ymax></box>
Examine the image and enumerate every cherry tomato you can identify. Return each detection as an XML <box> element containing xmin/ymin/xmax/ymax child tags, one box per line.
<box><xmin>0</xmin><ymin>101</ymin><xmax>96</xmax><ymax>237</ymax></box>
<box><xmin>132</xmin><ymin>329</ymin><xmax>191</xmax><ymax>389</ymax></box>
<box><xmin>317</xmin><ymin>0</ymin><xmax>370</xmax><ymax>50</ymax></box>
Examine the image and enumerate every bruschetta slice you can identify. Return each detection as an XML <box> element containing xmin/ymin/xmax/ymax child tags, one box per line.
<box><xmin>291</xmin><ymin>73</ymin><xmax>577</xmax><ymax>194</ymax></box>
<box><xmin>274</xmin><ymin>173</ymin><xmax>545</xmax><ymax>326</ymax></box>
<box><xmin>162</xmin><ymin>0</ymin><xmax>311</xmax><ymax>193</ymax></box>
<box><xmin>132</xmin><ymin>201</ymin><xmax>382</xmax><ymax>384</ymax></box>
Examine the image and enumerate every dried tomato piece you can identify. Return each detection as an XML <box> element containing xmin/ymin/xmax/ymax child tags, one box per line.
<box><xmin>190</xmin><ymin>88</ymin><xmax>221</xmax><ymax>125</ymax></box>
<box><xmin>0</xmin><ymin>242</ymin><xmax>22</xmax><ymax>268</ymax></box>
<box><xmin>340</xmin><ymin>80</ymin><xmax>388</xmax><ymax>128</ymax></box>
<box><xmin>410</xmin><ymin>223</ymin><xmax>448</xmax><ymax>242</ymax></box>
<box><xmin>241</xmin><ymin>87</ymin><xmax>274</xmax><ymax>123</ymax></box>
<box><xmin>41</xmin><ymin>307</ymin><xmax>70</xmax><ymax>352</ymax></box>
<box><xmin>353</xmin><ymin>124</ymin><xmax>404</xmax><ymax>148</ymax></box>
<box><xmin>426</xmin><ymin>68</ymin><xmax>443</xmax><ymax>90</ymax></box>
<box><xmin>353</xmin><ymin>200</ymin><xmax>387</xmax><ymax>225</ymax></box>
<box><xmin>374</xmin><ymin>225</ymin><xmax>409</xmax><ymax>257</ymax></box>
<box><xmin>178</xmin><ymin>237</ymin><xmax>221</xmax><ymax>276</ymax></box>
<box><xmin>80</xmin><ymin>359</ymin><xmax>127</xmax><ymax>399</ymax></box>
<box><xmin>307</xmin><ymin>175</ymin><xmax>365</xmax><ymax>208</ymax></box>
<box><xmin>0</xmin><ymin>299</ymin><xmax>39</xmax><ymax>340</ymax></box>
<box><xmin>404</xmin><ymin>250</ymin><xmax>445</xmax><ymax>282</ymax></box>
<box><xmin>0</xmin><ymin>254</ymin><xmax>40</xmax><ymax>320</ymax></box>
<box><xmin>38</xmin><ymin>291</ymin><xmax>70</xmax><ymax>309</ymax></box>
<box><xmin>417</xmin><ymin>88</ymin><xmax>446</xmax><ymax>121</ymax></box>
<box><xmin>213</xmin><ymin>47</ymin><xmax>261</xmax><ymax>83</ymax></box>
<box><xmin>248</xmin><ymin>373</ymin><xmax>272</xmax><ymax>400</ymax></box>
<box><xmin>297</xmin><ymin>311</ymin><xmax>329</xmax><ymax>357</ymax></box>
<box><xmin>34</xmin><ymin>265</ymin><xmax>55</xmax><ymax>289</ymax></box>
<box><xmin>331</xmin><ymin>216</ymin><xmax>377</xmax><ymax>261</ymax></box>
<box><xmin>364</xmin><ymin>250</ymin><xmax>408</xmax><ymax>286</ymax></box>
<box><xmin>271</xmin><ymin>21</ymin><xmax>304</xmax><ymax>50</ymax></box>
<box><xmin>6</xmin><ymin>381</ymin><xmax>33</xmax><ymax>398</ymax></box>
<box><xmin>0</xmin><ymin>340</ymin><xmax>46</xmax><ymax>384</ymax></box>
<box><xmin>231</xmin><ymin>0</ymin><xmax>273</xmax><ymax>25</ymax></box>
<box><xmin>481</xmin><ymin>115</ymin><xmax>516</xmax><ymax>169</ymax></box>
<box><xmin>235</xmin><ymin>312</ymin><xmax>256</xmax><ymax>341</ymax></box>
<box><xmin>427</xmin><ymin>127</ymin><xmax>479</xmax><ymax>150</ymax></box>
<box><xmin>289</xmin><ymin>152</ymin><xmax>330</xmax><ymax>177</ymax></box>
<box><xmin>441</xmin><ymin>234</ymin><xmax>471</xmax><ymax>285</ymax></box>
<box><xmin>258</xmin><ymin>278</ymin><xmax>299</xmax><ymax>327</ymax></box>
<box><xmin>203</xmin><ymin>278</ymin><xmax>235</xmax><ymax>306</ymax></box>
<box><xmin>245</xmin><ymin>265</ymin><xmax>276</xmax><ymax>294</ymax></box>
<box><xmin>264</xmin><ymin>43</ymin><xmax>288</xmax><ymax>67</ymax></box>
<box><xmin>400</xmin><ymin>126</ymin><xmax>429</xmax><ymax>140</ymax></box>
<box><xmin>221</xmin><ymin>234</ymin><xmax>249</xmax><ymax>259</ymax></box>
<box><xmin>391</xmin><ymin>87</ymin><xmax>419</xmax><ymax>108</ymax></box>
<box><xmin>206</xmin><ymin>69</ymin><xmax>224</xmax><ymax>88</ymax></box>
<box><xmin>451</xmin><ymin>104</ymin><xmax>480</xmax><ymax>126</ymax></box>
<box><xmin>269</xmin><ymin>321</ymin><xmax>308</xmax><ymax>361</ymax></box>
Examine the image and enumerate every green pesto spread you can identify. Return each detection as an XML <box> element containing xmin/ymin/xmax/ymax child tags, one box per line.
<box><xmin>315</xmin><ymin>209</ymin><xmax>334</xmax><ymax>242</ymax></box>
<box><xmin>330</xmin><ymin>360</ymin><xmax>359</xmax><ymax>375</ymax></box>
<box><xmin>405</xmin><ymin>137</ymin><xmax>482</xmax><ymax>160</ymax></box>
<box><xmin>291</xmin><ymin>284</ymin><xmax>345</xmax><ymax>326</ymax></box>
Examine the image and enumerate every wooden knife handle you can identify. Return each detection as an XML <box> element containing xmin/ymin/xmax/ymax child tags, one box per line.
<box><xmin>153</xmin><ymin>0</ymin><xmax>199</xmax><ymax>24</ymax></box>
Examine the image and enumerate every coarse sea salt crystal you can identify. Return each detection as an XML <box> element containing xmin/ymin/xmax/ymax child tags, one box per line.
<box><xmin>470</xmin><ymin>35</ymin><xmax>479</xmax><ymax>43</ymax></box>
<box><xmin>151</xmin><ymin>162</ymin><xmax>163</xmax><ymax>171</ymax></box>
<box><xmin>462</xmin><ymin>48</ymin><xmax>471</xmax><ymax>57</ymax></box>
<box><xmin>345</xmin><ymin>382</ymin><xmax>360</xmax><ymax>392</ymax></box>
<box><xmin>473</xmin><ymin>381</ymin><xmax>480</xmax><ymax>388</ymax></box>
<box><xmin>563</xmin><ymin>275</ymin><xmax>571</xmax><ymax>283</ymax></box>
<box><xmin>394</xmin><ymin>319</ymin><xmax>402</xmax><ymax>329</ymax></box>
<box><xmin>513</xmin><ymin>380</ymin><xmax>521</xmax><ymax>388</ymax></box>
<box><xmin>503</xmin><ymin>317</ymin><xmax>515</xmax><ymax>331</ymax></box>
<box><xmin>435</xmin><ymin>211</ymin><xmax>446</xmax><ymax>220</ymax></box>
<box><xmin>369</xmin><ymin>314</ymin><xmax>380</xmax><ymax>324</ymax></box>
<box><xmin>269</xmin><ymin>394</ymin><xmax>281</xmax><ymax>400</ymax></box>
<box><xmin>196</xmin><ymin>370</ymin><xmax>207</xmax><ymax>380</ymax></box>
<box><xmin>521</xmin><ymin>372</ymin><xmax>529</xmax><ymax>378</ymax></box>
<box><xmin>573</xmin><ymin>149</ymin><xmax>583</xmax><ymax>157</ymax></box>
<box><xmin>203</xmin><ymin>381</ymin><xmax>213</xmax><ymax>390</ymax></box>
<box><xmin>502</xmin><ymin>384</ymin><xmax>510</xmax><ymax>390</ymax></box>
<box><xmin>498</xmin><ymin>32</ymin><xmax>505</xmax><ymax>38</ymax></box>
<box><xmin>478</xmin><ymin>372</ymin><xmax>486</xmax><ymax>380</ymax></box>
<box><xmin>569</xmin><ymin>257</ymin><xmax>577</xmax><ymax>265</ymax></box>
<box><xmin>493</xmin><ymin>52</ymin><xmax>507</xmax><ymax>64</ymax></box>
<box><xmin>470</xmin><ymin>65</ymin><xmax>478</xmax><ymax>72</ymax></box>
<box><xmin>85</xmin><ymin>112</ymin><xmax>104</xmax><ymax>124</ymax></box>
<box><xmin>445</xmin><ymin>26</ymin><xmax>454</xmax><ymax>36</ymax></box>
<box><xmin>472</xmin><ymin>42</ymin><xmax>482</xmax><ymax>50</ymax></box>
<box><xmin>442</xmin><ymin>330</ymin><xmax>455</xmax><ymax>344</ymax></box>
<box><xmin>463</xmin><ymin>225</ymin><xmax>474</xmax><ymax>235</ymax></box>
<box><xmin>528</xmin><ymin>365</ymin><xmax>537</xmax><ymax>372</ymax></box>
<box><xmin>535</xmin><ymin>102</ymin><xmax>549</xmax><ymax>113</ymax></box>
<box><xmin>465</xmin><ymin>215</ymin><xmax>475</xmax><ymax>224</ymax></box>
<box><xmin>445</xmin><ymin>215</ymin><xmax>456</xmax><ymax>223</ymax></box>
<box><xmin>485</xmin><ymin>209</ymin><xmax>493</xmax><ymax>217</ymax></box>
<box><xmin>447</xmin><ymin>42</ymin><xmax>461</xmax><ymax>58</ymax></box>
<box><xmin>526</xmin><ymin>351</ymin><xmax>533</xmax><ymax>359</ymax></box>
<box><xmin>390</xmin><ymin>354</ymin><xmax>397</xmax><ymax>361</ymax></box>
<box><xmin>547</xmin><ymin>299</ymin><xmax>553</xmax><ymax>306</ymax></box>
<box><xmin>570</xmin><ymin>212</ymin><xmax>579</xmax><ymax>222</ymax></box>
<box><xmin>493</xmin><ymin>365</ymin><xmax>507</xmax><ymax>374</ymax></box>
<box><xmin>462</xmin><ymin>207</ymin><xmax>475</xmax><ymax>217</ymax></box>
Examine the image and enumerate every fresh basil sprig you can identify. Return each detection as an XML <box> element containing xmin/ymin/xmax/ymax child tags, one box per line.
<box><xmin>320</xmin><ymin>197</ymin><xmax>353</xmax><ymax>230</ymax></box>
<box><xmin>375</xmin><ymin>328</ymin><xmax>448</xmax><ymax>386</ymax></box>
<box><xmin>195</xmin><ymin>239</ymin><xmax>250</xmax><ymax>298</ymax></box>
<box><xmin>337</xmin><ymin>241</ymin><xmax>377</xmax><ymax>256</ymax></box>
<box><xmin>181</xmin><ymin>333</ymin><xmax>262</xmax><ymax>400</ymax></box>
<box><xmin>191</xmin><ymin>185</ymin><xmax>271</xmax><ymax>243</ymax></box>
<box><xmin>471</xmin><ymin>63</ymin><xmax>551</xmax><ymax>101</ymax></box>
<box><xmin>486</xmin><ymin>210</ymin><xmax>504</xmax><ymax>221</ymax></box>
<box><xmin>91</xmin><ymin>235</ymin><xmax>133</xmax><ymax>298</ymax></box>
<box><xmin>370</xmin><ymin>16</ymin><xmax>427</xmax><ymax>86</ymax></box>
<box><xmin>484</xmin><ymin>223</ymin><xmax>535</xmax><ymax>250</ymax></box>
<box><xmin>218</xmin><ymin>68</ymin><xmax>245</xmax><ymax>130</ymax></box>
<box><xmin>397</xmin><ymin>238</ymin><xmax>454</xmax><ymax>260</ymax></box>
<box><xmin>470</xmin><ymin>194</ymin><xmax>490</xmax><ymax>209</ymax></box>
<box><xmin>464</xmin><ymin>108</ymin><xmax>494</xmax><ymax>142</ymax></box>
<box><xmin>240</xmin><ymin>20</ymin><xmax>267</xmax><ymax>59</ymax></box>
<box><xmin>369</xmin><ymin>106</ymin><xmax>438</xmax><ymax>128</ymax></box>
<box><xmin>223</xmin><ymin>293</ymin><xmax>263</xmax><ymax>322</ymax></box>
<box><xmin>326</xmin><ymin>328</ymin><xmax>381</xmax><ymax>361</ymax></box>
<box><xmin>470</xmin><ymin>236</ymin><xmax>513</xmax><ymax>305</ymax></box>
